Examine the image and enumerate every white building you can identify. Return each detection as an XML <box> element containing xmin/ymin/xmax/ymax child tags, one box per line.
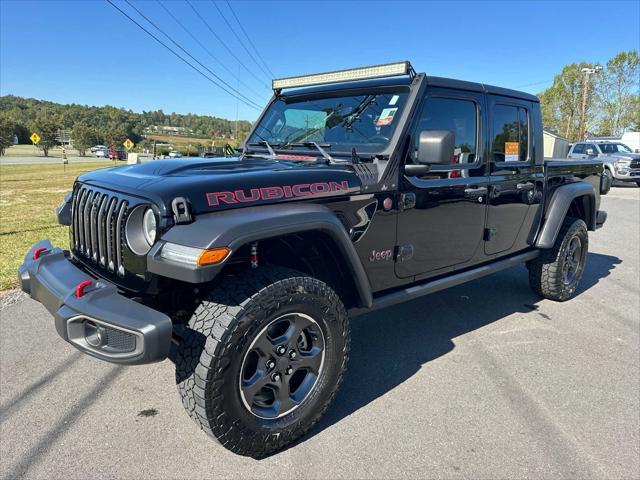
<box><xmin>543</xmin><ymin>129</ymin><xmax>571</xmax><ymax>159</ymax></box>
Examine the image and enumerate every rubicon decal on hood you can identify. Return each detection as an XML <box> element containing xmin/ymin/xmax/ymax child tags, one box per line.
<box><xmin>206</xmin><ymin>181</ymin><xmax>352</xmax><ymax>206</ymax></box>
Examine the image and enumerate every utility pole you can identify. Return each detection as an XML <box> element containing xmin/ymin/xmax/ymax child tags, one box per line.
<box><xmin>234</xmin><ymin>63</ymin><xmax>240</xmax><ymax>144</ymax></box>
<box><xmin>578</xmin><ymin>64</ymin><xmax>602</xmax><ymax>141</ymax></box>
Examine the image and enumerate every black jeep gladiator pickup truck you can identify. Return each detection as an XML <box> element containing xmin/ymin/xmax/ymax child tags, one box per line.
<box><xmin>19</xmin><ymin>62</ymin><xmax>609</xmax><ymax>457</ymax></box>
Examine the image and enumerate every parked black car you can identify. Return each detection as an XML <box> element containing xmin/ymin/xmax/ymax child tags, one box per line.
<box><xmin>19</xmin><ymin>62</ymin><xmax>608</xmax><ymax>458</ymax></box>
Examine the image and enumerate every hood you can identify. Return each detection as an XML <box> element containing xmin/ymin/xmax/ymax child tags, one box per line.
<box><xmin>77</xmin><ymin>156</ymin><xmax>362</xmax><ymax>216</ymax></box>
<box><xmin>601</xmin><ymin>152</ymin><xmax>640</xmax><ymax>160</ymax></box>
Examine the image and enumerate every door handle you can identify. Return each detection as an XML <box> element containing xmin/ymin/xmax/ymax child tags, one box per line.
<box><xmin>464</xmin><ymin>186</ymin><xmax>488</xmax><ymax>198</ymax></box>
<box><xmin>516</xmin><ymin>182</ymin><xmax>535</xmax><ymax>191</ymax></box>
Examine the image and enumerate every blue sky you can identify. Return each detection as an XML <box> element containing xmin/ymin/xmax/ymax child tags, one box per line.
<box><xmin>1</xmin><ymin>1</ymin><xmax>639</xmax><ymax>121</ymax></box>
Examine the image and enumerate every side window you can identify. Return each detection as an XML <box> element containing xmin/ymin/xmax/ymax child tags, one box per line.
<box><xmin>412</xmin><ymin>97</ymin><xmax>478</xmax><ymax>168</ymax></box>
<box><xmin>572</xmin><ymin>143</ymin><xmax>585</xmax><ymax>154</ymax></box>
<box><xmin>491</xmin><ymin>104</ymin><xmax>529</xmax><ymax>162</ymax></box>
<box><xmin>586</xmin><ymin>144</ymin><xmax>597</xmax><ymax>154</ymax></box>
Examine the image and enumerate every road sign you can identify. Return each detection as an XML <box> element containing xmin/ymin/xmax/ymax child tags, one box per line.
<box><xmin>123</xmin><ymin>139</ymin><xmax>134</xmax><ymax>150</ymax></box>
<box><xmin>30</xmin><ymin>132</ymin><xmax>41</xmax><ymax>145</ymax></box>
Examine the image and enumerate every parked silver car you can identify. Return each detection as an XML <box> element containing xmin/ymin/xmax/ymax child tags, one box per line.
<box><xmin>567</xmin><ymin>141</ymin><xmax>640</xmax><ymax>186</ymax></box>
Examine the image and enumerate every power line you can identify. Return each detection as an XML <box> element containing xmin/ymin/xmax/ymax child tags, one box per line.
<box><xmin>123</xmin><ymin>0</ymin><xmax>262</xmax><ymax>109</ymax></box>
<box><xmin>185</xmin><ymin>0</ymin><xmax>270</xmax><ymax>90</ymax></box>
<box><xmin>105</xmin><ymin>0</ymin><xmax>261</xmax><ymax>110</ymax></box>
<box><xmin>156</xmin><ymin>0</ymin><xmax>266</xmax><ymax>102</ymax></box>
<box><xmin>513</xmin><ymin>79</ymin><xmax>554</xmax><ymax>89</ymax></box>
<box><xmin>225</xmin><ymin>1</ymin><xmax>275</xmax><ymax>79</ymax></box>
<box><xmin>210</xmin><ymin>0</ymin><xmax>272</xmax><ymax>81</ymax></box>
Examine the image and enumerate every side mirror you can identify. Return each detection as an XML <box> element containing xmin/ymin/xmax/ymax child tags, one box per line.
<box><xmin>417</xmin><ymin>130</ymin><xmax>455</xmax><ymax>165</ymax></box>
<box><xmin>585</xmin><ymin>148</ymin><xmax>595</xmax><ymax>155</ymax></box>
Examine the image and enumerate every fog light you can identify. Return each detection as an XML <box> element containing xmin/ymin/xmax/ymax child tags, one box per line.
<box><xmin>84</xmin><ymin>320</ymin><xmax>106</xmax><ymax>347</ymax></box>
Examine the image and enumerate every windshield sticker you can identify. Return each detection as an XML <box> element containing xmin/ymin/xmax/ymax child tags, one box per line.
<box><xmin>376</xmin><ymin>108</ymin><xmax>398</xmax><ymax>127</ymax></box>
<box><xmin>388</xmin><ymin>95</ymin><xmax>399</xmax><ymax>106</ymax></box>
<box><xmin>505</xmin><ymin>142</ymin><xmax>519</xmax><ymax>161</ymax></box>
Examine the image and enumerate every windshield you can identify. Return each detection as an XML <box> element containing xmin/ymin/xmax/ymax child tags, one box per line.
<box><xmin>248</xmin><ymin>90</ymin><xmax>409</xmax><ymax>155</ymax></box>
<box><xmin>599</xmin><ymin>143</ymin><xmax>632</xmax><ymax>154</ymax></box>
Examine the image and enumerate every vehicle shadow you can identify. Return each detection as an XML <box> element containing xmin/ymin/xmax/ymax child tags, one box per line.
<box><xmin>291</xmin><ymin>251</ymin><xmax>621</xmax><ymax>451</ymax></box>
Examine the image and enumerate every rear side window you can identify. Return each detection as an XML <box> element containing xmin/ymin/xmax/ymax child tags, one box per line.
<box><xmin>491</xmin><ymin>105</ymin><xmax>529</xmax><ymax>162</ymax></box>
<box><xmin>572</xmin><ymin>143</ymin><xmax>585</xmax><ymax>154</ymax></box>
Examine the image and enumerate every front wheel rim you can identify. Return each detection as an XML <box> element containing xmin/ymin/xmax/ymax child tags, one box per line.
<box><xmin>239</xmin><ymin>313</ymin><xmax>325</xmax><ymax>419</ymax></box>
<box><xmin>563</xmin><ymin>236</ymin><xmax>582</xmax><ymax>286</ymax></box>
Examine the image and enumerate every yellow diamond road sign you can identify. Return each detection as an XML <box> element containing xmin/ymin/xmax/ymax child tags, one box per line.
<box><xmin>123</xmin><ymin>139</ymin><xmax>134</xmax><ymax>150</ymax></box>
<box><xmin>30</xmin><ymin>132</ymin><xmax>41</xmax><ymax>144</ymax></box>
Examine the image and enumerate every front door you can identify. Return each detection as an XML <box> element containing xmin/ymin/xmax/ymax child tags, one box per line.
<box><xmin>485</xmin><ymin>97</ymin><xmax>540</xmax><ymax>255</ymax></box>
<box><xmin>396</xmin><ymin>90</ymin><xmax>489</xmax><ymax>278</ymax></box>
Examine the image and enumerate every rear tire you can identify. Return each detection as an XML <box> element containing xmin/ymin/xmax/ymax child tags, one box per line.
<box><xmin>528</xmin><ymin>217</ymin><xmax>588</xmax><ymax>301</ymax></box>
<box><xmin>174</xmin><ymin>266</ymin><xmax>350</xmax><ymax>458</ymax></box>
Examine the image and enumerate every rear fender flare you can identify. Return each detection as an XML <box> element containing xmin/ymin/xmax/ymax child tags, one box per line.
<box><xmin>536</xmin><ymin>182</ymin><xmax>596</xmax><ymax>248</ymax></box>
<box><xmin>150</xmin><ymin>203</ymin><xmax>373</xmax><ymax>308</ymax></box>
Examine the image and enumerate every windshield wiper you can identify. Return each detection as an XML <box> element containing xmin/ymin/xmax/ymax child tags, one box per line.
<box><xmin>247</xmin><ymin>141</ymin><xmax>277</xmax><ymax>157</ymax></box>
<box><xmin>285</xmin><ymin>142</ymin><xmax>333</xmax><ymax>163</ymax></box>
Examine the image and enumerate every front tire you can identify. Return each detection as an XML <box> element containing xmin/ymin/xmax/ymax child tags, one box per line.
<box><xmin>528</xmin><ymin>217</ymin><xmax>588</xmax><ymax>301</ymax></box>
<box><xmin>175</xmin><ymin>266</ymin><xmax>350</xmax><ymax>458</ymax></box>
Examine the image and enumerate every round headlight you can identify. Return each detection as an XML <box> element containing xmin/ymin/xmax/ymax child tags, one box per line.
<box><xmin>143</xmin><ymin>208</ymin><xmax>157</xmax><ymax>246</ymax></box>
<box><xmin>125</xmin><ymin>206</ymin><xmax>157</xmax><ymax>256</ymax></box>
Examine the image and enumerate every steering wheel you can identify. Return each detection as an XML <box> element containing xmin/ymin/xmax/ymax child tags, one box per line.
<box><xmin>366</xmin><ymin>135</ymin><xmax>390</xmax><ymax>143</ymax></box>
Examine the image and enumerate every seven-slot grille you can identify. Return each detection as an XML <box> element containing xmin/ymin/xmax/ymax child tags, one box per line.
<box><xmin>71</xmin><ymin>186</ymin><xmax>128</xmax><ymax>276</ymax></box>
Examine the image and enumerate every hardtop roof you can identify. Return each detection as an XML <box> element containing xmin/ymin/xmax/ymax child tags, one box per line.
<box><xmin>280</xmin><ymin>72</ymin><xmax>539</xmax><ymax>103</ymax></box>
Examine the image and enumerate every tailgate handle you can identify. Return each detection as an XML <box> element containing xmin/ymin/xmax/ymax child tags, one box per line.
<box><xmin>516</xmin><ymin>182</ymin><xmax>535</xmax><ymax>191</ymax></box>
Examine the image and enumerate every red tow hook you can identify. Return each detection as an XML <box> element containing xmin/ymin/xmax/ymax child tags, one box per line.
<box><xmin>75</xmin><ymin>280</ymin><xmax>93</xmax><ymax>298</ymax></box>
<box><xmin>33</xmin><ymin>247</ymin><xmax>48</xmax><ymax>260</ymax></box>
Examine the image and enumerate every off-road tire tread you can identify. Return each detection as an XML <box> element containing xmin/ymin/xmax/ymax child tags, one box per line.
<box><xmin>528</xmin><ymin>217</ymin><xmax>588</xmax><ymax>301</ymax></box>
<box><xmin>175</xmin><ymin>266</ymin><xmax>350</xmax><ymax>458</ymax></box>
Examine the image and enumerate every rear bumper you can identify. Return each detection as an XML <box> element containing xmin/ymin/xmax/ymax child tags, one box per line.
<box><xmin>18</xmin><ymin>240</ymin><xmax>172</xmax><ymax>365</ymax></box>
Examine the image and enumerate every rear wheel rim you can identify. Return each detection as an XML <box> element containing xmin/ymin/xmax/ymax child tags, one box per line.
<box><xmin>563</xmin><ymin>236</ymin><xmax>582</xmax><ymax>286</ymax></box>
<box><xmin>239</xmin><ymin>313</ymin><xmax>325</xmax><ymax>419</ymax></box>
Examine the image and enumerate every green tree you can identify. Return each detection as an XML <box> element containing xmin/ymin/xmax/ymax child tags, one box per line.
<box><xmin>71</xmin><ymin>123</ymin><xmax>97</xmax><ymax>156</ymax></box>
<box><xmin>538</xmin><ymin>62</ymin><xmax>595</xmax><ymax>141</ymax></box>
<box><xmin>0</xmin><ymin>114</ymin><xmax>16</xmax><ymax>156</ymax></box>
<box><xmin>103</xmin><ymin>123</ymin><xmax>127</xmax><ymax>149</ymax></box>
<box><xmin>31</xmin><ymin>115</ymin><xmax>61</xmax><ymax>157</ymax></box>
<box><xmin>595</xmin><ymin>50</ymin><xmax>639</xmax><ymax>136</ymax></box>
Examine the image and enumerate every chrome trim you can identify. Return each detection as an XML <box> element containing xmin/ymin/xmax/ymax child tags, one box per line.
<box><xmin>115</xmin><ymin>200</ymin><xmax>128</xmax><ymax>276</ymax></box>
<box><xmin>105</xmin><ymin>197</ymin><xmax>117</xmax><ymax>271</ymax></box>
<box><xmin>89</xmin><ymin>193</ymin><xmax>100</xmax><ymax>262</ymax></box>
<box><xmin>96</xmin><ymin>194</ymin><xmax>108</xmax><ymax>266</ymax></box>
<box><xmin>77</xmin><ymin>189</ymin><xmax>87</xmax><ymax>253</ymax></box>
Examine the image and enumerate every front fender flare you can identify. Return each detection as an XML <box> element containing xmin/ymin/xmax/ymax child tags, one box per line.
<box><xmin>148</xmin><ymin>203</ymin><xmax>373</xmax><ymax>308</ymax></box>
<box><xmin>536</xmin><ymin>182</ymin><xmax>596</xmax><ymax>248</ymax></box>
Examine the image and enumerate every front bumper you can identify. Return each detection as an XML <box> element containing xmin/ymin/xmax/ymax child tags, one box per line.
<box><xmin>18</xmin><ymin>240</ymin><xmax>172</xmax><ymax>365</ymax></box>
<box><xmin>613</xmin><ymin>168</ymin><xmax>640</xmax><ymax>181</ymax></box>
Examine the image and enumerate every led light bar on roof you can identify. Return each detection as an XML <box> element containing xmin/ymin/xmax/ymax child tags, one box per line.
<box><xmin>272</xmin><ymin>61</ymin><xmax>414</xmax><ymax>91</ymax></box>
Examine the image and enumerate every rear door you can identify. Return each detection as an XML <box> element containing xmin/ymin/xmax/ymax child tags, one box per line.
<box><xmin>485</xmin><ymin>97</ymin><xmax>540</xmax><ymax>255</ymax></box>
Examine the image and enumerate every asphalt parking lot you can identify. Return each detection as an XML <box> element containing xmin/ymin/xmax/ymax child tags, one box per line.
<box><xmin>1</xmin><ymin>187</ymin><xmax>638</xmax><ymax>479</ymax></box>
